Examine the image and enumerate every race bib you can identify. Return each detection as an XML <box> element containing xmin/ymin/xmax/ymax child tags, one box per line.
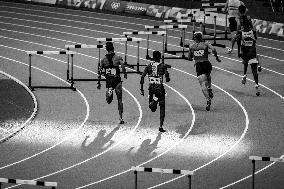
<box><xmin>194</xmin><ymin>50</ymin><xmax>205</xmax><ymax>56</ymax></box>
<box><xmin>243</xmin><ymin>40</ymin><xmax>254</xmax><ymax>46</ymax></box>
<box><xmin>105</xmin><ymin>68</ymin><xmax>116</xmax><ymax>75</ymax></box>
<box><xmin>149</xmin><ymin>77</ymin><xmax>161</xmax><ymax>84</ymax></box>
<box><xmin>248</xmin><ymin>58</ymin><xmax>258</xmax><ymax>64</ymax></box>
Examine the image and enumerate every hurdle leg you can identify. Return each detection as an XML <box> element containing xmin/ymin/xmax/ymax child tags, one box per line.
<box><xmin>224</xmin><ymin>13</ymin><xmax>228</xmax><ymax>39</ymax></box>
<box><xmin>137</xmin><ymin>41</ymin><xmax>140</xmax><ymax>73</ymax></box>
<box><xmin>0</xmin><ymin>182</ymin><xmax>2</xmax><ymax>189</ymax></box>
<box><xmin>165</xmin><ymin>27</ymin><xmax>168</xmax><ymax>52</ymax></box>
<box><xmin>134</xmin><ymin>170</ymin><xmax>138</xmax><ymax>189</ymax></box>
<box><xmin>66</xmin><ymin>47</ymin><xmax>70</xmax><ymax>81</ymax></box>
<box><xmin>182</xmin><ymin>28</ymin><xmax>185</xmax><ymax>59</ymax></box>
<box><xmin>252</xmin><ymin>160</ymin><xmax>255</xmax><ymax>189</ymax></box>
<box><xmin>188</xmin><ymin>175</ymin><xmax>192</xmax><ymax>189</ymax></box>
<box><xmin>213</xmin><ymin>16</ymin><xmax>217</xmax><ymax>45</ymax></box>
<box><xmin>146</xmin><ymin>28</ymin><xmax>150</xmax><ymax>60</ymax></box>
<box><xmin>97</xmin><ymin>46</ymin><xmax>101</xmax><ymax>87</ymax></box>
<box><xmin>124</xmin><ymin>41</ymin><xmax>128</xmax><ymax>65</ymax></box>
<box><xmin>70</xmin><ymin>54</ymin><xmax>76</xmax><ymax>91</ymax></box>
<box><xmin>192</xmin><ymin>21</ymin><xmax>196</xmax><ymax>40</ymax></box>
<box><xmin>162</xmin><ymin>34</ymin><xmax>165</xmax><ymax>64</ymax></box>
<box><xmin>28</xmin><ymin>54</ymin><xmax>33</xmax><ymax>91</ymax></box>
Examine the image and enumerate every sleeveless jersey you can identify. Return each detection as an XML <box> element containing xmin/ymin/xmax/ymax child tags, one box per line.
<box><xmin>102</xmin><ymin>53</ymin><xmax>121</xmax><ymax>77</ymax></box>
<box><xmin>191</xmin><ymin>42</ymin><xmax>209</xmax><ymax>63</ymax></box>
<box><xmin>148</xmin><ymin>62</ymin><xmax>163</xmax><ymax>85</ymax></box>
<box><xmin>241</xmin><ymin>30</ymin><xmax>257</xmax><ymax>59</ymax></box>
<box><xmin>228</xmin><ymin>0</ymin><xmax>241</xmax><ymax>18</ymax></box>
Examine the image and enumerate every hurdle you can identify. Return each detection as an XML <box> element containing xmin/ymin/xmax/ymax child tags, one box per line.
<box><xmin>132</xmin><ymin>166</ymin><xmax>194</xmax><ymax>189</ymax></box>
<box><xmin>95</xmin><ymin>37</ymin><xmax>143</xmax><ymax>74</ymax></box>
<box><xmin>26</xmin><ymin>50</ymin><xmax>76</xmax><ymax>91</ymax></box>
<box><xmin>145</xmin><ymin>25</ymin><xmax>188</xmax><ymax>59</ymax></box>
<box><xmin>123</xmin><ymin>30</ymin><xmax>166</xmax><ymax>62</ymax></box>
<box><xmin>249</xmin><ymin>156</ymin><xmax>284</xmax><ymax>189</ymax></box>
<box><xmin>65</xmin><ymin>44</ymin><xmax>106</xmax><ymax>87</ymax></box>
<box><xmin>164</xmin><ymin>17</ymin><xmax>197</xmax><ymax>48</ymax></box>
<box><xmin>0</xmin><ymin>177</ymin><xmax>57</xmax><ymax>189</ymax></box>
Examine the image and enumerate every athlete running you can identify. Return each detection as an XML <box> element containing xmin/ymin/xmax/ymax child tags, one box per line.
<box><xmin>98</xmin><ymin>42</ymin><xmax>127</xmax><ymax>124</ymax></box>
<box><xmin>188</xmin><ymin>32</ymin><xmax>221</xmax><ymax>111</ymax></box>
<box><xmin>140</xmin><ymin>51</ymin><xmax>171</xmax><ymax>132</ymax></box>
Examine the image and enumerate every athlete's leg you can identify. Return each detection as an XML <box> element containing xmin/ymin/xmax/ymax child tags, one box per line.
<box><xmin>158</xmin><ymin>89</ymin><xmax>166</xmax><ymax>132</ymax></box>
<box><xmin>207</xmin><ymin>73</ymin><xmax>213</xmax><ymax>99</ymax></box>
<box><xmin>242</xmin><ymin>60</ymin><xmax>248</xmax><ymax>84</ymax></box>
<box><xmin>115</xmin><ymin>82</ymin><xmax>124</xmax><ymax>124</ymax></box>
<box><xmin>149</xmin><ymin>89</ymin><xmax>158</xmax><ymax>112</ymax></box>
<box><xmin>250</xmin><ymin>63</ymin><xmax>260</xmax><ymax>96</ymax></box>
<box><xmin>198</xmin><ymin>74</ymin><xmax>211</xmax><ymax>111</ymax></box>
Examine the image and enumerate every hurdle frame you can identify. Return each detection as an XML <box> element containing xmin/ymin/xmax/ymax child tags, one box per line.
<box><xmin>132</xmin><ymin>166</ymin><xmax>194</xmax><ymax>189</ymax></box>
<box><xmin>0</xmin><ymin>177</ymin><xmax>57</xmax><ymax>189</ymax></box>
<box><xmin>249</xmin><ymin>156</ymin><xmax>284</xmax><ymax>189</ymax></box>
<box><xmin>145</xmin><ymin>24</ymin><xmax>189</xmax><ymax>60</ymax></box>
<box><xmin>65</xmin><ymin>44</ymin><xmax>106</xmax><ymax>87</ymax></box>
<box><xmin>27</xmin><ymin>51</ymin><xmax>76</xmax><ymax>91</ymax></box>
<box><xmin>95</xmin><ymin>37</ymin><xmax>143</xmax><ymax>74</ymax></box>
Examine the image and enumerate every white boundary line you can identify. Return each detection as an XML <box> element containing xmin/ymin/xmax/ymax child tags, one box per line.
<box><xmin>0</xmin><ymin>55</ymin><xmax>91</xmax><ymax>170</ymax></box>
<box><xmin>0</xmin><ymin>8</ymin><xmax>283</xmax><ymax>187</ymax></box>
<box><xmin>0</xmin><ymin>21</ymin><xmax>283</xmax><ymax>77</ymax></box>
<box><xmin>0</xmin><ymin>70</ymin><xmax>37</xmax><ymax>138</ymax></box>
<box><xmin>1</xmin><ymin>4</ymin><xmax>284</xmax><ymax>44</ymax></box>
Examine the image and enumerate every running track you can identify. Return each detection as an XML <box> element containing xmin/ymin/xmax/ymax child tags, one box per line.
<box><xmin>0</xmin><ymin>2</ymin><xmax>283</xmax><ymax>189</ymax></box>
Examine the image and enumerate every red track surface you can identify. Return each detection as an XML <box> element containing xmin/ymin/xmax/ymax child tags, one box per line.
<box><xmin>0</xmin><ymin>2</ymin><xmax>283</xmax><ymax>189</ymax></box>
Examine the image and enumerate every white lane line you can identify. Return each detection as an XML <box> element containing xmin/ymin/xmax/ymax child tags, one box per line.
<box><xmin>1</xmin><ymin>11</ymin><xmax>284</xmax><ymax>61</ymax></box>
<box><xmin>0</xmin><ymin>55</ymin><xmax>90</xmax><ymax>170</ymax></box>
<box><xmin>75</xmin><ymin>84</ymin><xmax>196</xmax><ymax>189</ymax></box>
<box><xmin>0</xmin><ymin>70</ymin><xmax>37</xmax><ymax>141</ymax></box>
<box><xmin>1</xmin><ymin>4</ymin><xmax>284</xmax><ymax>45</ymax></box>
<box><xmin>0</xmin><ymin>49</ymin><xmax>143</xmax><ymax>189</ymax></box>
<box><xmin>145</xmin><ymin>68</ymin><xmax>250</xmax><ymax>189</ymax></box>
<box><xmin>1</xmin><ymin>21</ymin><xmax>284</xmax><ymax>77</ymax></box>
<box><xmin>220</xmin><ymin>154</ymin><xmax>284</xmax><ymax>188</ymax></box>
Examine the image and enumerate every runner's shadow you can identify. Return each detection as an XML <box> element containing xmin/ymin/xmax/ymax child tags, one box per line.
<box><xmin>81</xmin><ymin>126</ymin><xmax>120</xmax><ymax>155</ymax></box>
<box><xmin>126</xmin><ymin>132</ymin><xmax>162</xmax><ymax>164</ymax></box>
<box><xmin>175</xmin><ymin>120</ymin><xmax>207</xmax><ymax>138</ymax></box>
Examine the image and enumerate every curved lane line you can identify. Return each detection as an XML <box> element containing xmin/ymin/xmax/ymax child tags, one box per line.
<box><xmin>75</xmin><ymin>83</ymin><xmax>196</xmax><ymax>189</ymax></box>
<box><xmin>1</xmin><ymin>6</ymin><xmax>284</xmax><ymax>45</ymax></box>
<box><xmin>146</xmin><ymin>67</ymin><xmax>249</xmax><ymax>188</ymax></box>
<box><xmin>0</xmin><ymin>70</ymin><xmax>37</xmax><ymax>139</ymax></box>
<box><xmin>0</xmin><ymin>56</ymin><xmax>90</xmax><ymax>170</ymax></box>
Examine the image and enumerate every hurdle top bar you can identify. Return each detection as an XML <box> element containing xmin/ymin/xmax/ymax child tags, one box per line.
<box><xmin>65</xmin><ymin>44</ymin><xmax>105</xmax><ymax>49</ymax></box>
<box><xmin>0</xmin><ymin>178</ymin><xmax>57</xmax><ymax>187</ymax></box>
<box><xmin>249</xmin><ymin>156</ymin><xmax>284</xmax><ymax>162</ymax></box>
<box><xmin>131</xmin><ymin>166</ymin><xmax>194</xmax><ymax>175</ymax></box>
<box><xmin>145</xmin><ymin>25</ymin><xmax>188</xmax><ymax>29</ymax></box>
<box><xmin>202</xmin><ymin>3</ymin><xmax>226</xmax><ymax>7</ymax></box>
<box><xmin>26</xmin><ymin>51</ymin><xmax>76</xmax><ymax>55</ymax></box>
<box><xmin>164</xmin><ymin>19</ymin><xmax>195</xmax><ymax>23</ymax></box>
<box><xmin>123</xmin><ymin>31</ymin><xmax>166</xmax><ymax>35</ymax></box>
<box><xmin>95</xmin><ymin>37</ymin><xmax>142</xmax><ymax>42</ymax></box>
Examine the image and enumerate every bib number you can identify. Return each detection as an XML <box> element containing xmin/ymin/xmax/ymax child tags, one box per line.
<box><xmin>105</xmin><ymin>68</ymin><xmax>116</xmax><ymax>75</ymax></box>
<box><xmin>149</xmin><ymin>77</ymin><xmax>161</xmax><ymax>84</ymax></box>
<box><xmin>243</xmin><ymin>40</ymin><xmax>253</xmax><ymax>46</ymax></box>
<box><xmin>194</xmin><ymin>50</ymin><xmax>205</xmax><ymax>56</ymax></box>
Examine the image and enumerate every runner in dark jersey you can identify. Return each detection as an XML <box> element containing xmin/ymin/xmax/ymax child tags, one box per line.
<box><xmin>188</xmin><ymin>32</ymin><xmax>221</xmax><ymax>111</ymax></box>
<box><xmin>237</xmin><ymin>7</ymin><xmax>261</xmax><ymax>96</ymax></box>
<box><xmin>98</xmin><ymin>42</ymin><xmax>127</xmax><ymax>124</ymax></box>
<box><xmin>140</xmin><ymin>51</ymin><xmax>171</xmax><ymax>132</ymax></box>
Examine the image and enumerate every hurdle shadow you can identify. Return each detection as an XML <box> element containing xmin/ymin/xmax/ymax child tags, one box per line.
<box><xmin>126</xmin><ymin>132</ymin><xmax>162</xmax><ymax>164</ymax></box>
<box><xmin>81</xmin><ymin>126</ymin><xmax>120</xmax><ymax>155</ymax></box>
<box><xmin>175</xmin><ymin>119</ymin><xmax>207</xmax><ymax>139</ymax></box>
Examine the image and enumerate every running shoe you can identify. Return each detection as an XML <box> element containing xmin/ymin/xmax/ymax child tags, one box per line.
<box><xmin>206</xmin><ymin>99</ymin><xmax>211</xmax><ymax>111</ymax></box>
<box><xmin>208</xmin><ymin>88</ymin><xmax>214</xmax><ymax>99</ymax></box>
<box><xmin>159</xmin><ymin>127</ymin><xmax>166</xmax><ymax>132</ymax></box>
<box><xmin>257</xmin><ymin>65</ymin><xmax>262</xmax><ymax>72</ymax></box>
<box><xmin>255</xmin><ymin>84</ymin><xmax>260</xmax><ymax>96</ymax></box>
<box><xmin>241</xmin><ymin>75</ymin><xmax>247</xmax><ymax>85</ymax></box>
<box><xmin>106</xmin><ymin>88</ymin><xmax>113</xmax><ymax>104</ymax></box>
<box><xmin>226</xmin><ymin>47</ymin><xmax>232</xmax><ymax>54</ymax></box>
<box><xmin>119</xmin><ymin>118</ymin><xmax>125</xmax><ymax>124</ymax></box>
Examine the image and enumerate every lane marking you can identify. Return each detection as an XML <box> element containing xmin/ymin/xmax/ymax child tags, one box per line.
<box><xmin>0</xmin><ymin>70</ymin><xmax>37</xmax><ymax>141</ymax></box>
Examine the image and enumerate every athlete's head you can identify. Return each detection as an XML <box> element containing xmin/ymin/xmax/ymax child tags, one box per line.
<box><xmin>106</xmin><ymin>42</ymin><xmax>114</xmax><ymax>52</ymax></box>
<box><xmin>193</xmin><ymin>32</ymin><xmax>203</xmax><ymax>42</ymax></box>
<box><xmin>241</xmin><ymin>16</ymin><xmax>252</xmax><ymax>32</ymax></box>
<box><xmin>152</xmin><ymin>50</ymin><xmax>161</xmax><ymax>62</ymax></box>
<box><xmin>238</xmin><ymin>4</ymin><xmax>247</xmax><ymax>15</ymax></box>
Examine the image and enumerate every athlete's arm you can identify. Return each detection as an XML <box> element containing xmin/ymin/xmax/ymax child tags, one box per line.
<box><xmin>140</xmin><ymin>65</ymin><xmax>149</xmax><ymax>95</ymax></box>
<box><xmin>188</xmin><ymin>47</ymin><xmax>194</xmax><ymax>61</ymax></box>
<box><xmin>207</xmin><ymin>42</ymin><xmax>221</xmax><ymax>62</ymax></box>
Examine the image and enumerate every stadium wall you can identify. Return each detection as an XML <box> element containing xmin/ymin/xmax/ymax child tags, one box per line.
<box><xmin>2</xmin><ymin>0</ymin><xmax>283</xmax><ymax>37</ymax></box>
